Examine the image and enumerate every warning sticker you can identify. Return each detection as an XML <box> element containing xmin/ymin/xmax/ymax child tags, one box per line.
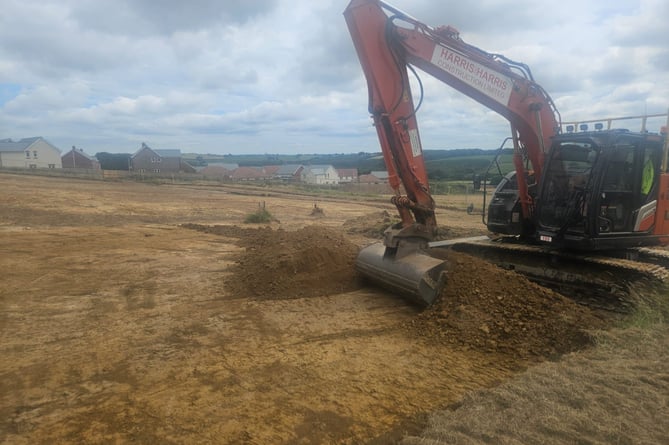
<box><xmin>409</xmin><ymin>129</ymin><xmax>421</xmax><ymax>157</ymax></box>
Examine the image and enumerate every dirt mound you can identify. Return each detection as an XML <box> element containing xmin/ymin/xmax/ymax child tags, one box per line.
<box><xmin>310</xmin><ymin>203</ymin><xmax>325</xmax><ymax>217</ymax></box>
<box><xmin>184</xmin><ymin>223</ymin><xmax>361</xmax><ymax>299</ymax></box>
<box><xmin>407</xmin><ymin>251</ymin><xmax>608</xmax><ymax>359</ymax></box>
<box><xmin>343</xmin><ymin>211</ymin><xmax>487</xmax><ymax>240</ymax></box>
<box><xmin>181</xmin><ymin>223</ymin><xmax>258</xmax><ymax>239</ymax></box>
<box><xmin>343</xmin><ymin>210</ymin><xmax>398</xmax><ymax>238</ymax></box>
<box><xmin>185</xmin><ymin>223</ymin><xmax>607</xmax><ymax>358</ymax></box>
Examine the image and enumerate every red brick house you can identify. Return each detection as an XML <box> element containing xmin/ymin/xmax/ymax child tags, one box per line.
<box><xmin>337</xmin><ymin>168</ymin><xmax>358</xmax><ymax>183</ymax></box>
<box><xmin>61</xmin><ymin>146</ymin><xmax>100</xmax><ymax>169</ymax></box>
<box><xmin>130</xmin><ymin>142</ymin><xmax>188</xmax><ymax>173</ymax></box>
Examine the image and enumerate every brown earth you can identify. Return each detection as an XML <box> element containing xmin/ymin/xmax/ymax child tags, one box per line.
<box><xmin>0</xmin><ymin>172</ymin><xmax>661</xmax><ymax>444</ymax></box>
<box><xmin>182</xmin><ymin>224</ymin><xmax>361</xmax><ymax>300</ymax></box>
<box><xmin>185</xmin><ymin>222</ymin><xmax>606</xmax><ymax>362</ymax></box>
<box><xmin>408</xmin><ymin>251</ymin><xmax>609</xmax><ymax>359</ymax></box>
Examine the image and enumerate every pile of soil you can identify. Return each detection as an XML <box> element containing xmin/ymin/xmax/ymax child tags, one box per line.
<box><xmin>184</xmin><ymin>223</ymin><xmax>361</xmax><ymax>300</ymax></box>
<box><xmin>343</xmin><ymin>210</ymin><xmax>398</xmax><ymax>238</ymax></box>
<box><xmin>342</xmin><ymin>211</ymin><xmax>487</xmax><ymax>240</ymax></box>
<box><xmin>185</xmin><ymin>223</ymin><xmax>609</xmax><ymax>360</ymax></box>
<box><xmin>407</xmin><ymin>251</ymin><xmax>609</xmax><ymax>359</ymax></box>
<box><xmin>182</xmin><ymin>223</ymin><xmax>254</xmax><ymax>239</ymax></box>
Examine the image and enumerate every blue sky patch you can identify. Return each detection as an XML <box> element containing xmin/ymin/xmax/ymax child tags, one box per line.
<box><xmin>0</xmin><ymin>83</ymin><xmax>21</xmax><ymax>107</ymax></box>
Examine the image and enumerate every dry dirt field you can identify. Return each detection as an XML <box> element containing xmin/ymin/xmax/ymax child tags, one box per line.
<box><xmin>1</xmin><ymin>172</ymin><xmax>667</xmax><ymax>444</ymax></box>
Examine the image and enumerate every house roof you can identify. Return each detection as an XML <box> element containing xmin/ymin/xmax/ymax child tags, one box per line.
<box><xmin>154</xmin><ymin>149</ymin><xmax>181</xmax><ymax>158</ymax></box>
<box><xmin>201</xmin><ymin>165</ymin><xmax>233</xmax><ymax>177</ymax></box>
<box><xmin>304</xmin><ymin>164</ymin><xmax>335</xmax><ymax>175</ymax></box>
<box><xmin>371</xmin><ymin>170</ymin><xmax>389</xmax><ymax>180</ymax></box>
<box><xmin>133</xmin><ymin>143</ymin><xmax>181</xmax><ymax>158</ymax></box>
<box><xmin>275</xmin><ymin>164</ymin><xmax>303</xmax><ymax>176</ymax></box>
<box><xmin>276</xmin><ymin>164</ymin><xmax>303</xmax><ymax>175</ymax></box>
<box><xmin>337</xmin><ymin>168</ymin><xmax>358</xmax><ymax>177</ymax></box>
<box><xmin>0</xmin><ymin>136</ymin><xmax>42</xmax><ymax>153</ymax></box>
<box><xmin>263</xmin><ymin>165</ymin><xmax>281</xmax><ymax>175</ymax></box>
<box><xmin>231</xmin><ymin>166</ymin><xmax>266</xmax><ymax>180</ymax></box>
<box><xmin>62</xmin><ymin>147</ymin><xmax>96</xmax><ymax>161</ymax></box>
<box><xmin>358</xmin><ymin>173</ymin><xmax>382</xmax><ymax>183</ymax></box>
<box><xmin>207</xmin><ymin>162</ymin><xmax>239</xmax><ymax>170</ymax></box>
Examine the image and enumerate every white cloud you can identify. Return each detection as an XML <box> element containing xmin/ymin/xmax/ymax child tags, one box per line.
<box><xmin>0</xmin><ymin>0</ymin><xmax>666</xmax><ymax>155</ymax></box>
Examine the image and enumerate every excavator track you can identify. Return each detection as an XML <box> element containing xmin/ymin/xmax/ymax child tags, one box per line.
<box><xmin>431</xmin><ymin>238</ymin><xmax>669</xmax><ymax>313</ymax></box>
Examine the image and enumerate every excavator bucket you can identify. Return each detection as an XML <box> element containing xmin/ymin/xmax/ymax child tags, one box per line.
<box><xmin>355</xmin><ymin>242</ymin><xmax>447</xmax><ymax>307</ymax></box>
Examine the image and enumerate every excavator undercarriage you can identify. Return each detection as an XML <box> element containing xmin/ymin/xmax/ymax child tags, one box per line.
<box><xmin>437</xmin><ymin>238</ymin><xmax>669</xmax><ymax>312</ymax></box>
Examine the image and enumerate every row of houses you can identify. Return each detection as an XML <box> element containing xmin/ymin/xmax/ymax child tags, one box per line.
<box><xmin>0</xmin><ymin>137</ymin><xmax>390</xmax><ymax>185</ymax></box>
<box><xmin>0</xmin><ymin>138</ymin><xmax>191</xmax><ymax>173</ymax></box>
<box><xmin>199</xmin><ymin>164</ymin><xmax>390</xmax><ymax>185</ymax></box>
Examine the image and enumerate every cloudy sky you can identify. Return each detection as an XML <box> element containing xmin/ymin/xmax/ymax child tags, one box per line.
<box><xmin>1</xmin><ymin>0</ymin><xmax>667</xmax><ymax>155</ymax></box>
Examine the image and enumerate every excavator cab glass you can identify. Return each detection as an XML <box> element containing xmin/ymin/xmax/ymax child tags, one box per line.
<box><xmin>537</xmin><ymin>132</ymin><xmax>664</xmax><ymax>249</ymax></box>
<box><xmin>595</xmin><ymin>138</ymin><xmax>662</xmax><ymax>236</ymax></box>
<box><xmin>537</xmin><ymin>140</ymin><xmax>598</xmax><ymax>237</ymax></box>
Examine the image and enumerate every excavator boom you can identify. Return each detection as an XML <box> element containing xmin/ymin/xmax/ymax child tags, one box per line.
<box><xmin>344</xmin><ymin>0</ymin><xmax>559</xmax><ymax>305</ymax></box>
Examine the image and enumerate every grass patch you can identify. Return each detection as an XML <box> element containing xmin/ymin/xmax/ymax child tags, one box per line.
<box><xmin>618</xmin><ymin>282</ymin><xmax>669</xmax><ymax>330</ymax></box>
<box><xmin>244</xmin><ymin>204</ymin><xmax>275</xmax><ymax>223</ymax></box>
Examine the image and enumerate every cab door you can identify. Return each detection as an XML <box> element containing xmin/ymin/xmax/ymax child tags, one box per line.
<box><xmin>596</xmin><ymin>137</ymin><xmax>660</xmax><ymax>234</ymax></box>
<box><xmin>632</xmin><ymin>142</ymin><xmax>661</xmax><ymax>232</ymax></box>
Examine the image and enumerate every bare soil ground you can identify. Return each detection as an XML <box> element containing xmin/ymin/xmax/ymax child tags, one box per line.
<box><xmin>0</xmin><ymin>172</ymin><xmax>666</xmax><ymax>444</ymax></box>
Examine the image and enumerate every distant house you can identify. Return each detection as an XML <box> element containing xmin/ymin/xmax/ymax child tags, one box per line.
<box><xmin>370</xmin><ymin>170</ymin><xmax>390</xmax><ymax>182</ymax></box>
<box><xmin>0</xmin><ymin>137</ymin><xmax>62</xmax><ymax>169</ymax></box>
<box><xmin>274</xmin><ymin>164</ymin><xmax>304</xmax><ymax>182</ymax></box>
<box><xmin>61</xmin><ymin>146</ymin><xmax>100</xmax><ymax>169</ymax></box>
<box><xmin>201</xmin><ymin>165</ymin><xmax>234</xmax><ymax>179</ymax></box>
<box><xmin>205</xmin><ymin>162</ymin><xmax>239</xmax><ymax>171</ymax></box>
<box><xmin>231</xmin><ymin>166</ymin><xmax>269</xmax><ymax>181</ymax></box>
<box><xmin>130</xmin><ymin>142</ymin><xmax>189</xmax><ymax>173</ymax></box>
<box><xmin>358</xmin><ymin>172</ymin><xmax>388</xmax><ymax>184</ymax></box>
<box><xmin>181</xmin><ymin>162</ymin><xmax>197</xmax><ymax>173</ymax></box>
<box><xmin>337</xmin><ymin>168</ymin><xmax>358</xmax><ymax>183</ymax></box>
<box><xmin>302</xmin><ymin>165</ymin><xmax>340</xmax><ymax>185</ymax></box>
<box><xmin>358</xmin><ymin>173</ymin><xmax>384</xmax><ymax>184</ymax></box>
<box><xmin>263</xmin><ymin>165</ymin><xmax>281</xmax><ymax>176</ymax></box>
<box><xmin>354</xmin><ymin>173</ymin><xmax>395</xmax><ymax>194</ymax></box>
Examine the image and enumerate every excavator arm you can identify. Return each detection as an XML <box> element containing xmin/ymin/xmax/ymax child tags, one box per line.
<box><xmin>345</xmin><ymin>0</ymin><xmax>436</xmax><ymax>238</ymax></box>
<box><xmin>344</xmin><ymin>0</ymin><xmax>560</xmax><ymax>225</ymax></box>
<box><xmin>344</xmin><ymin>0</ymin><xmax>561</xmax><ymax>305</ymax></box>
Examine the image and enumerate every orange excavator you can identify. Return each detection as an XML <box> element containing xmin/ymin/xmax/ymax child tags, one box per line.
<box><xmin>344</xmin><ymin>0</ymin><xmax>669</xmax><ymax>306</ymax></box>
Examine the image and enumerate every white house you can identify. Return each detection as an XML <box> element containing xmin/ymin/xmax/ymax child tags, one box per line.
<box><xmin>0</xmin><ymin>137</ymin><xmax>63</xmax><ymax>169</ymax></box>
<box><xmin>302</xmin><ymin>164</ymin><xmax>340</xmax><ymax>185</ymax></box>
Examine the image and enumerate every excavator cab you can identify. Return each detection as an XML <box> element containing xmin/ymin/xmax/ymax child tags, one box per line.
<box><xmin>535</xmin><ymin>130</ymin><xmax>665</xmax><ymax>250</ymax></box>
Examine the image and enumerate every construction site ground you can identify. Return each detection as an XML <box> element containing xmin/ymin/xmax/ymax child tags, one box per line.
<box><xmin>1</xmin><ymin>172</ymin><xmax>667</xmax><ymax>444</ymax></box>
